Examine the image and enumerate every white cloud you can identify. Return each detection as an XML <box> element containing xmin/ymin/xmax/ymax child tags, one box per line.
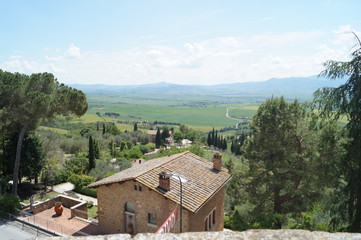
<box><xmin>257</xmin><ymin>17</ymin><xmax>276</xmax><ymax>22</ymax></box>
<box><xmin>66</xmin><ymin>44</ymin><xmax>81</xmax><ymax>59</ymax></box>
<box><xmin>10</xmin><ymin>55</ymin><xmax>24</xmax><ymax>59</ymax></box>
<box><xmin>0</xmin><ymin>27</ymin><xmax>358</xmax><ymax>85</ymax></box>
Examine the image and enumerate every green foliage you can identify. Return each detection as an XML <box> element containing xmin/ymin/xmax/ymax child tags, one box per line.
<box><xmin>0</xmin><ymin>194</ymin><xmax>21</xmax><ymax>214</ymax></box>
<box><xmin>52</xmin><ymin>169</ymin><xmax>69</xmax><ymax>185</ymax></box>
<box><xmin>88</xmin><ymin>136</ymin><xmax>95</xmax><ymax>171</ymax></box>
<box><xmin>241</xmin><ymin>97</ymin><xmax>342</xmax><ymax>228</ymax></box>
<box><xmin>65</xmin><ymin>152</ymin><xmax>89</xmax><ymax>175</ymax></box>
<box><xmin>87</xmin><ymin>201</ymin><xmax>94</xmax><ymax>208</ymax></box>
<box><xmin>2</xmin><ymin>132</ymin><xmax>45</xmax><ymax>181</ymax></box>
<box><xmin>224</xmin><ymin>210</ymin><xmax>251</xmax><ymax>231</ymax></box>
<box><xmin>312</xmin><ymin>38</ymin><xmax>361</xmax><ymax>232</ymax></box>
<box><xmin>117</xmin><ymin>147</ymin><xmax>143</xmax><ymax>160</ymax></box>
<box><xmin>76</xmin><ymin>186</ymin><xmax>97</xmax><ymax>198</ymax></box>
<box><xmin>157</xmin><ymin>144</ymin><xmax>205</xmax><ymax>158</ymax></box>
<box><xmin>155</xmin><ymin>128</ymin><xmax>161</xmax><ymax>148</ymax></box>
<box><xmin>67</xmin><ymin>174</ymin><xmax>95</xmax><ymax>189</ymax></box>
<box><xmin>103</xmin><ymin>172</ymin><xmax>116</xmax><ymax>178</ymax></box>
<box><xmin>0</xmin><ymin>70</ymin><xmax>88</xmax><ymax>195</ymax></box>
<box><xmin>67</xmin><ymin>173</ymin><xmax>97</xmax><ymax>197</ymax></box>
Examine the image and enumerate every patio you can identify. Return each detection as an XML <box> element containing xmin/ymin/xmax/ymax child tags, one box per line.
<box><xmin>21</xmin><ymin>194</ymin><xmax>115</xmax><ymax>236</ymax></box>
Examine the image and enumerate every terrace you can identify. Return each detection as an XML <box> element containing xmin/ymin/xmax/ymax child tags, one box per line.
<box><xmin>21</xmin><ymin>194</ymin><xmax>114</xmax><ymax>236</ymax></box>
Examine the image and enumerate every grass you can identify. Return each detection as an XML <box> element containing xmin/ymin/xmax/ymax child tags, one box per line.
<box><xmin>88</xmin><ymin>205</ymin><xmax>98</xmax><ymax>219</ymax></box>
<box><xmin>22</xmin><ymin>191</ymin><xmax>60</xmax><ymax>204</ymax></box>
<box><xmin>39</xmin><ymin>126</ymin><xmax>69</xmax><ymax>134</ymax></box>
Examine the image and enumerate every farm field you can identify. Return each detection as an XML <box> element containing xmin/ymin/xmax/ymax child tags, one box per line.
<box><xmin>50</xmin><ymin>92</ymin><xmax>262</xmax><ymax>134</ymax></box>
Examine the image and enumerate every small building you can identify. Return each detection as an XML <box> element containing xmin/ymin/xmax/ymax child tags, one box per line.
<box><xmin>88</xmin><ymin>151</ymin><xmax>231</xmax><ymax>234</ymax></box>
<box><xmin>147</xmin><ymin>130</ymin><xmax>158</xmax><ymax>143</ymax></box>
<box><xmin>181</xmin><ymin>139</ymin><xmax>192</xmax><ymax>147</ymax></box>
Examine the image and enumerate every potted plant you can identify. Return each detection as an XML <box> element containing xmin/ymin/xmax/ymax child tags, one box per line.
<box><xmin>54</xmin><ymin>201</ymin><xmax>63</xmax><ymax>215</ymax></box>
<box><xmin>127</xmin><ymin>222</ymin><xmax>134</xmax><ymax>234</ymax></box>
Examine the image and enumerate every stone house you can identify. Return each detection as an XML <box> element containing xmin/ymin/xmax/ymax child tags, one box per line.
<box><xmin>88</xmin><ymin>151</ymin><xmax>231</xmax><ymax>234</ymax></box>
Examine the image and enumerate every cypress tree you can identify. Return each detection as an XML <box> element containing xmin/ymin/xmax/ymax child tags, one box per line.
<box><xmin>102</xmin><ymin>122</ymin><xmax>106</xmax><ymax>134</ymax></box>
<box><xmin>94</xmin><ymin>140</ymin><xmax>100</xmax><ymax>159</ymax></box>
<box><xmin>207</xmin><ymin>132</ymin><xmax>212</xmax><ymax>146</ymax></box>
<box><xmin>134</xmin><ymin>123</ymin><xmax>138</xmax><ymax>131</ymax></box>
<box><xmin>231</xmin><ymin>140</ymin><xmax>234</xmax><ymax>153</ymax></box>
<box><xmin>155</xmin><ymin>128</ymin><xmax>161</xmax><ymax>148</ymax></box>
<box><xmin>88</xmin><ymin>136</ymin><xmax>95</xmax><ymax>171</ymax></box>
<box><xmin>211</xmin><ymin>127</ymin><xmax>215</xmax><ymax>146</ymax></box>
<box><xmin>223</xmin><ymin>139</ymin><xmax>227</xmax><ymax>151</ymax></box>
<box><xmin>214</xmin><ymin>131</ymin><xmax>218</xmax><ymax>147</ymax></box>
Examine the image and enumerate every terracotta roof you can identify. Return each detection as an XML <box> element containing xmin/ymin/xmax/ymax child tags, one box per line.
<box><xmin>88</xmin><ymin>151</ymin><xmax>232</xmax><ymax>213</ymax></box>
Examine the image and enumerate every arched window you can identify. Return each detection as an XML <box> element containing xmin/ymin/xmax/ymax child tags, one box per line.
<box><xmin>125</xmin><ymin>202</ymin><xmax>135</xmax><ymax>213</ymax></box>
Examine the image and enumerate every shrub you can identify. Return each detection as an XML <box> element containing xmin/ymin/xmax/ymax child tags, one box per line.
<box><xmin>67</xmin><ymin>174</ymin><xmax>95</xmax><ymax>189</ymax></box>
<box><xmin>87</xmin><ymin>201</ymin><xmax>94</xmax><ymax>208</ymax></box>
<box><xmin>53</xmin><ymin>169</ymin><xmax>70</xmax><ymax>185</ymax></box>
<box><xmin>76</xmin><ymin>187</ymin><xmax>97</xmax><ymax>198</ymax></box>
<box><xmin>103</xmin><ymin>172</ymin><xmax>116</xmax><ymax>178</ymax></box>
<box><xmin>0</xmin><ymin>194</ymin><xmax>21</xmax><ymax>214</ymax></box>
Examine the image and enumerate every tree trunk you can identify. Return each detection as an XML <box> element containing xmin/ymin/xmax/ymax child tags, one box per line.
<box><xmin>11</xmin><ymin>121</ymin><xmax>30</xmax><ymax>195</ymax></box>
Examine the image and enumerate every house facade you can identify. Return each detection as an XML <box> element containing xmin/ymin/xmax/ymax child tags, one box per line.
<box><xmin>88</xmin><ymin>151</ymin><xmax>231</xmax><ymax>234</ymax></box>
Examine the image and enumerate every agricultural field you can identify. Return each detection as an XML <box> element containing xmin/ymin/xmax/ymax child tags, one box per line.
<box><xmin>71</xmin><ymin>93</ymin><xmax>261</xmax><ymax>133</ymax></box>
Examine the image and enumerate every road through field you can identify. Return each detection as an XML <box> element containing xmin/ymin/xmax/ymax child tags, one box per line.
<box><xmin>226</xmin><ymin>108</ymin><xmax>242</xmax><ymax>129</ymax></box>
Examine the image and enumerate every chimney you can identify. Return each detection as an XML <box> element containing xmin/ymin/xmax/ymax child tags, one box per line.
<box><xmin>213</xmin><ymin>152</ymin><xmax>222</xmax><ymax>171</ymax></box>
<box><xmin>159</xmin><ymin>172</ymin><xmax>170</xmax><ymax>191</ymax></box>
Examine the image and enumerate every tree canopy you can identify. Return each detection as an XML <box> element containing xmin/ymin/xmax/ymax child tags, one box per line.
<box><xmin>0</xmin><ymin>70</ymin><xmax>88</xmax><ymax>195</ymax></box>
<box><xmin>241</xmin><ymin>97</ymin><xmax>343</xmax><ymax>228</ymax></box>
<box><xmin>313</xmin><ymin>36</ymin><xmax>361</xmax><ymax>232</ymax></box>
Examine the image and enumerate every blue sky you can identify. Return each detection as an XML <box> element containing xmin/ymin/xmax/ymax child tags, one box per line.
<box><xmin>0</xmin><ymin>0</ymin><xmax>360</xmax><ymax>85</ymax></box>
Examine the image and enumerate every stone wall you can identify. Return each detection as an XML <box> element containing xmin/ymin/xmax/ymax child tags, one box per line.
<box><xmin>30</xmin><ymin>195</ymin><xmax>88</xmax><ymax>219</ymax></box>
<box><xmin>188</xmin><ymin>187</ymin><xmax>225</xmax><ymax>231</ymax></box>
<box><xmin>97</xmin><ymin>181</ymin><xmax>180</xmax><ymax>234</ymax></box>
<box><xmin>40</xmin><ymin>229</ymin><xmax>361</xmax><ymax>240</ymax></box>
<box><xmin>97</xmin><ymin>180</ymin><xmax>227</xmax><ymax>234</ymax></box>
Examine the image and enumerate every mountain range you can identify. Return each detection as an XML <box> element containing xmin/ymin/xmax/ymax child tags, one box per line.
<box><xmin>70</xmin><ymin>75</ymin><xmax>346</xmax><ymax>99</ymax></box>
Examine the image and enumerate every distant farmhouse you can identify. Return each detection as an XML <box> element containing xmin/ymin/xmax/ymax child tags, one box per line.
<box><xmin>88</xmin><ymin>152</ymin><xmax>231</xmax><ymax>234</ymax></box>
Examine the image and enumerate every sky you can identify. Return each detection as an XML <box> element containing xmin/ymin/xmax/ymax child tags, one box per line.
<box><xmin>0</xmin><ymin>0</ymin><xmax>360</xmax><ymax>85</ymax></box>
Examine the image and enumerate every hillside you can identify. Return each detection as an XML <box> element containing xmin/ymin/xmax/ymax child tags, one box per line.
<box><xmin>70</xmin><ymin>75</ymin><xmax>346</xmax><ymax>99</ymax></box>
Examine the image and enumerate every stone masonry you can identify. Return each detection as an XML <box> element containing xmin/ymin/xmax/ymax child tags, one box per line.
<box><xmin>97</xmin><ymin>180</ymin><xmax>226</xmax><ymax>234</ymax></box>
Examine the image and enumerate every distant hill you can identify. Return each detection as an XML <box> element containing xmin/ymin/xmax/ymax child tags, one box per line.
<box><xmin>70</xmin><ymin>75</ymin><xmax>346</xmax><ymax>99</ymax></box>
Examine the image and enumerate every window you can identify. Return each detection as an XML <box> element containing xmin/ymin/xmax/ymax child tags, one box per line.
<box><xmin>148</xmin><ymin>213</ymin><xmax>157</xmax><ymax>225</ymax></box>
<box><xmin>134</xmin><ymin>185</ymin><xmax>138</xmax><ymax>190</ymax></box>
<box><xmin>125</xmin><ymin>202</ymin><xmax>135</xmax><ymax>213</ymax></box>
<box><xmin>139</xmin><ymin>185</ymin><xmax>142</xmax><ymax>191</ymax></box>
<box><xmin>204</xmin><ymin>208</ymin><xmax>216</xmax><ymax>231</ymax></box>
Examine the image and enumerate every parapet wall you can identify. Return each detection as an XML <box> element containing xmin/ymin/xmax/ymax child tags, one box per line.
<box><xmin>30</xmin><ymin>194</ymin><xmax>88</xmax><ymax>219</ymax></box>
<box><xmin>42</xmin><ymin>229</ymin><xmax>361</xmax><ymax>240</ymax></box>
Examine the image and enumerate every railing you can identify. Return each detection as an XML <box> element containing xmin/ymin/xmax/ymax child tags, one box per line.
<box><xmin>0</xmin><ymin>209</ymin><xmax>90</xmax><ymax>236</ymax></box>
<box><xmin>0</xmin><ymin>210</ymin><xmax>53</xmax><ymax>237</ymax></box>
